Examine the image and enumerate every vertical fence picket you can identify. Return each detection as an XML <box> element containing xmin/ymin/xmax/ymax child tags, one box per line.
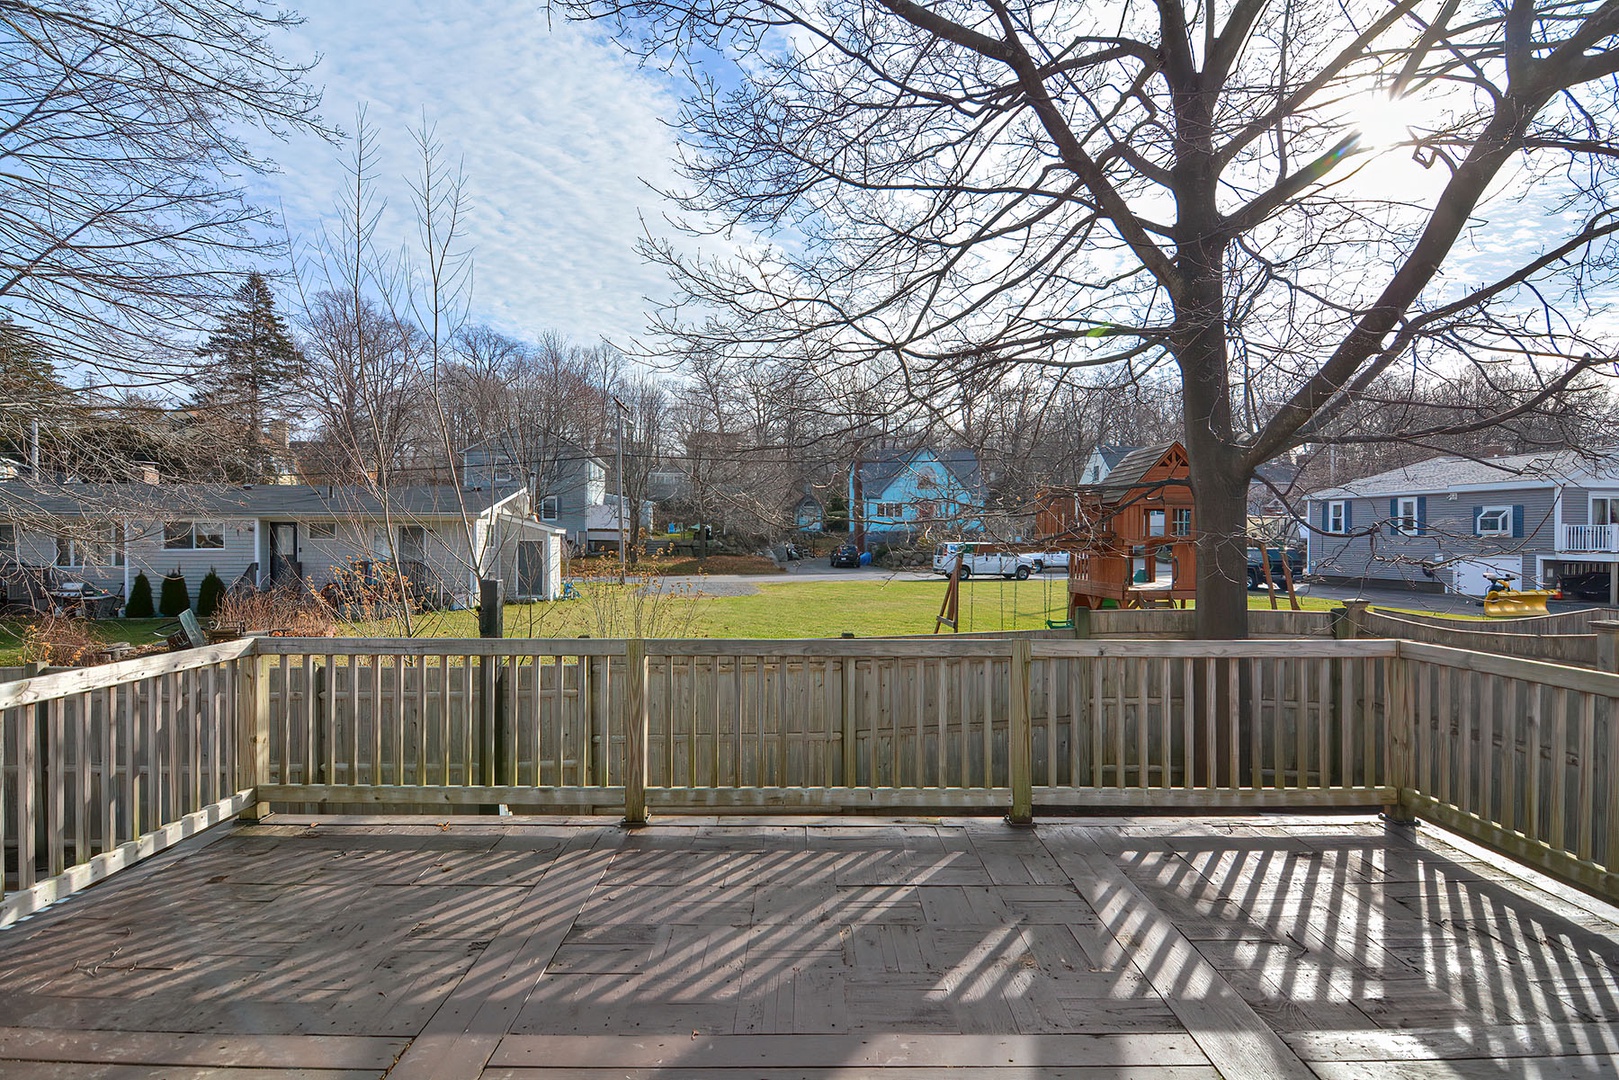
<box><xmin>76</xmin><ymin>692</ymin><xmax>90</xmax><ymax>862</ymax></box>
<box><xmin>102</xmin><ymin>685</ymin><xmax>117</xmax><ymax>853</ymax></box>
<box><xmin>19</xmin><ymin>702</ymin><xmax>36</xmax><ymax>889</ymax></box>
<box><xmin>1576</xmin><ymin>694</ymin><xmax>1596</xmax><ymax>863</ymax></box>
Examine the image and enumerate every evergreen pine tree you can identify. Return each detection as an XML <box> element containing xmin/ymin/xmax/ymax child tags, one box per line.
<box><xmin>196</xmin><ymin>569</ymin><xmax>226</xmax><ymax>618</ymax></box>
<box><xmin>125</xmin><ymin>572</ymin><xmax>155</xmax><ymax>618</ymax></box>
<box><xmin>193</xmin><ymin>272</ymin><xmax>303</xmax><ymax>481</ymax></box>
<box><xmin>159</xmin><ymin>571</ymin><xmax>191</xmax><ymax>616</ymax></box>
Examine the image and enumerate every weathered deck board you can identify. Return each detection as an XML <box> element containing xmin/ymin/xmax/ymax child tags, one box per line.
<box><xmin>0</xmin><ymin>814</ymin><xmax>1616</xmax><ymax>1080</ymax></box>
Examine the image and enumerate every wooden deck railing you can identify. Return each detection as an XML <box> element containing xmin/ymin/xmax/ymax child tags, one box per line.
<box><xmin>4</xmin><ymin>632</ymin><xmax>1617</xmax><ymax>924</ymax></box>
<box><xmin>0</xmin><ymin>639</ymin><xmax>260</xmax><ymax>925</ymax></box>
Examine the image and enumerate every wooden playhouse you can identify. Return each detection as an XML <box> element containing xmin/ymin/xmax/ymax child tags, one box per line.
<box><xmin>1034</xmin><ymin>442</ymin><xmax>1197</xmax><ymax>612</ymax></box>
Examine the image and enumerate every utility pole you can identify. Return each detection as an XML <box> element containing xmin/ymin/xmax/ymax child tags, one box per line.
<box><xmin>615</xmin><ymin>396</ymin><xmax>629</xmax><ymax>585</ymax></box>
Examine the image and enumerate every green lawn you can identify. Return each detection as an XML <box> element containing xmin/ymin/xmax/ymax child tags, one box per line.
<box><xmin>0</xmin><ymin>580</ymin><xmax>1344</xmax><ymax>665</ymax></box>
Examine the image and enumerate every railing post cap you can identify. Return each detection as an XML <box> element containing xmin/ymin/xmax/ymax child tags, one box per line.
<box><xmin>1591</xmin><ymin>620</ymin><xmax>1619</xmax><ymax>632</ymax></box>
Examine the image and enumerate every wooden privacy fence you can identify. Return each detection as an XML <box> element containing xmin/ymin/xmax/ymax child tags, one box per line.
<box><xmin>1352</xmin><ymin>607</ymin><xmax>1608</xmax><ymax>667</ymax></box>
<box><xmin>3</xmin><ymin>634</ymin><xmax>1618</xmax><ymax>923</ymax></box>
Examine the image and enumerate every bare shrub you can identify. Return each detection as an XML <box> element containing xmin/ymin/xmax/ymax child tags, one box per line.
<box><xmin>21</xmin><ymin>615</ymin><xmax>105</xmax><ymax>666</ymax></box>
<box><xmin>213</xmin><ymin>587</ymin><xmax>338</xmax><ymax>637</ymax></box>
<box><xmin>575</xmin><ymin>570</ymin><xmax>701</xmax><ymax>639</ymax></box>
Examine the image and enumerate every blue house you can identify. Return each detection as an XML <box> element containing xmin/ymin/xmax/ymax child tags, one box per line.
<box><xmin>853</xmin><ymin>447</ymin><xmax>984</xmax><ymax>544</ymax></box>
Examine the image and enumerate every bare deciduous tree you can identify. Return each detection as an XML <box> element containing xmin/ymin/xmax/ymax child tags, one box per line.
<box><xmin>0</xmin><ymin>1</ymin><xmax>325</xmax><ymax>375</ymax></box>
<box><xmin>561</xmin><ymin>0</ymin><xmax>1619</xmax><ymax>637</ymax></box>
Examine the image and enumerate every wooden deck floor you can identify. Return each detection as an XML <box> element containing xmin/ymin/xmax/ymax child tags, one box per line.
<box><xmin>0</xmin><ymin>814</ymin><xmax>1616</xmax><ymax>1079</ymax></box>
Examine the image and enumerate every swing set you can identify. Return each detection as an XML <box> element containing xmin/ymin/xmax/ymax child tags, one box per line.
<box><xmin>933</xmin><ymin>550</ymin><xmax>1072</xmax><ymax>633</ymax></box>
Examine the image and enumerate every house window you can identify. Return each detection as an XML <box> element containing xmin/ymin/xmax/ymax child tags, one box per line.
<box><xmin>1326</xmin><ymin>501</ymin><xmax>1347</xmax><ymax>534</ymax></box>
<box><xmin>1394</xmin><ymin>497</ymin><xmax>1420</xmax><ymax>535</ymax></box>
<box><xmin>308</xmin><ymin>521</ymin><xmax>338</xmax><ymax>540</ymax></box>
<box><xmin>540</xmin><ymin>495</ymin><xmax>559</xmax><ymax>522</ymax></box>
<box><xmin>493</xmin><ymin>464</ymin><xmax>514</xmax><ymax>483</ymax></box>
<box><xmin>1170</xmin><ymin>508</ymin><xmax>1192</xmax><ymax>536</ymax></box>
<box><xmin>1592</xmin><ymin>497</ymin><xmax>1619</xmax><ymax>526</ymax></box>
<box><xmin>0</xmin><ymin>523</ymin><xmax>13</xmax><ymax>559</ymax></box>
<box><xmin>1475</xmin><ymin>506</ymin><xmax>1513</xmax><ymax>537</ymax></box>
<box><xmin>875</xmin><ymin>501</ymin><xmax>903</xmax><ymax>518</ymax></box>
<box><xmin>163</xmin><ymin>521</ymin><xmax>224</xmax><ymax>550</ymax></box>
<box><xmin>57</xmin><ymin>523</ymin><xmax>123</xmax><ymax>566</ymax></box>
<box><xmin>1146</xmin><ymin>509</ymin><xmax>1166</xmax><ymax>537</ymax></box>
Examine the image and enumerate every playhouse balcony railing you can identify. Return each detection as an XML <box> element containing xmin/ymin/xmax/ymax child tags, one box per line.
<box><xmin>4</xmin><ymin>633</ymin><xmax>1618</xmax><ymax>925</ymax></box>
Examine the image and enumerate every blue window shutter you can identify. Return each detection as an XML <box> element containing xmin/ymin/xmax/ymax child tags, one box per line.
<box><xmin>1512</xmin><ymin>505</ymin><xmax>1524</xmax><ymax>538</ymax></box>
<box><xmin>1344</xmin><ymin>502</ymin><xmax>1352</xmax><ymax>530</ymax></box>
<box><xmin>1416</xmin><ymin>496</ymin><xmax>1427</xmax><ymax>535</ymax></box>
<box><xmin>1473</xmin><ymin>507</ymin><xmax>1483</xmax><ymax>536</ymax></box>
<box><xmin>1389</xmin><ymin>498</ymin><xmax>1398</xmax><ymax>536</ymax></box>
<box><xmin>1320</xmin><ymin>502</ymin><xmax>1329</xmax><ymax>532</ymax></box>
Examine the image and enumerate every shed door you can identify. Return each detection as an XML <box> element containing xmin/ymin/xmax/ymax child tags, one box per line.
<box><xmin>518</xmin><ymin>540</ymin><xmax>545</xmax><ymax>597</ymax></box>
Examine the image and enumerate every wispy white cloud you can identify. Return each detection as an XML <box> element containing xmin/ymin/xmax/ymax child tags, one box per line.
<box><xmin>247</xmin><ymin>0</ymin><xmax>701</xmax><ymax>347</ymax></box>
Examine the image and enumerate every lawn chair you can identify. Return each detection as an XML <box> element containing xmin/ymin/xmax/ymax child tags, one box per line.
<box><xmin>157</xmin><ymin>608</ymin><xmax>209</xmax><ymax>651</ymax></box>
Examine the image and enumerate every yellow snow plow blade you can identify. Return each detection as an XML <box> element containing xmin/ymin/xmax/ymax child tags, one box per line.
<box><xmin>1484</xmin><ymin>590</ymin><xmax>1553</xmax><ymax>617</ymax></box>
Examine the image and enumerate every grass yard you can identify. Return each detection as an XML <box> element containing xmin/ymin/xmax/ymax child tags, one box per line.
<box><xmin>0</xmin><ymin>580</ymin><xmax>1343</xmax><ymax>666</ymax></box>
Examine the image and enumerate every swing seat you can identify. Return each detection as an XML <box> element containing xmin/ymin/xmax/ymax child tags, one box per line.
<box><xmin>1045</xmin><ymin>619</ymin><xmax>1074</xmax><ymax>630</ymax></box>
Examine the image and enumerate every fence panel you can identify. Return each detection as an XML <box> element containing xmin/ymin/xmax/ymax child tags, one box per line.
<box><xmin>1027</xmin><ymin>641</ymin><xmax>1396</xmax><ymax>809</ymax></box>
<box><xmin>255</xmin><ymin>638</ymin><xmax>627</xmax><ymax>811</ymax></box>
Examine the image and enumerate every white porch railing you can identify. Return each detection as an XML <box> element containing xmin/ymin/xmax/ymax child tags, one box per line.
<box><xmin>1560</xmin><ymin>523</ymin><xmax>1619</xmax><ymax>553</ymax></box>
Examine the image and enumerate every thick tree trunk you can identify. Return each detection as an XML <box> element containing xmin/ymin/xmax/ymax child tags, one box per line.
<box><xmin>1187</xmin><ymin>450</ymin><xmax>1251</xmax><ymax>640</ymax></box>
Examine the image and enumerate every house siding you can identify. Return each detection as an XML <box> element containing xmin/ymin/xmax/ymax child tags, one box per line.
<box><xmin>464</xmin><ymin>444</ymin><xmax>605</xmax><ymax>549</ymax></box>
<box><xmin>1309</xmin><ymin>486</ymin><xmax>1558</xmax><ymax>589</ymax></box>
<box><xmin>858</xmin><ymin>450</ymin><xmax>984</xmax><ymax>538</ymax></box>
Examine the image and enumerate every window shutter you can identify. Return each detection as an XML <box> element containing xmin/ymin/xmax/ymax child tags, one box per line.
<box><xmin>1344</xmin><ymin>502</ymin><xmax>1352</xmax><ymax>530</ymax></box>
<box><xmin>1473</xmin><ymin>507</ymin><xmax>1483</xmax><ymax>536</ymax></box>
<box><xmin>1389</xmin><ymin>498</ymin><xmax>1398</xmax><ymax>536</ymax></box>
<box><xmin>1512</xmin><ymin>505</ymin><xmax>1524</xmax><ymax>538</ymax></box>
<box><xmin>1320</xmin><ymin>502</ymin><xmax>1329</xmax><ymax>532</ymax></box>
<box><xmin>1416</xmin><ymin>496</ymin><xmax>1427</xmax><ymax>535</ymax></box>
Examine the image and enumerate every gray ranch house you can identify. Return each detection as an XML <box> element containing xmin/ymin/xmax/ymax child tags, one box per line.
<box><xmin>0</xmin><ymin>481</ymin><xmax>565</xmax><ymax>609</ymax></box>
<box><xmin>1304</xmin><ymin>448</ymin><xmax>1619</xmax><ymax>602</ymax></box>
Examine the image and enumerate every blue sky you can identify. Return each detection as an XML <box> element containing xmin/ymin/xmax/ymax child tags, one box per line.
<box><xmin>247</xmin><ymin>1</ymin><xmax>700</xmax><ymax>347</ymax></box>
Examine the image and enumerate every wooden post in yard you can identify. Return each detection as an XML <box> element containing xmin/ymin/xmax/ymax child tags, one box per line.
<box><xmin>477</xmin><ymin>577</ymin><xmax>503</xmax><ymax>811</ymax></box>
<box><xmin>1007</xmin><ymin>638</ymin><xmax>1034</xmax><ymax>825</ymax></box>
<box><xmin>621</xmin><ymin>639</ymin><xmax>649</xmax><ymax>827</ymax></box>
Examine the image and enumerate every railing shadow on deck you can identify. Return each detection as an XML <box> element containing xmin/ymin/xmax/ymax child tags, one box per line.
<box><xmin>2</xmin><ymin>631</ymin><xmax>1618</xmax><ymax>925</ymax></box>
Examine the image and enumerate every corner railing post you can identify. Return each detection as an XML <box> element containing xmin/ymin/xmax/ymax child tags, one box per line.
<box><xmin>1384</xmin><ymin>643</ymin><xmax>1416</xmax><ymax>826</ymax></box>
<box><xmin>621</xmin><ymin>639</ymin><xmax>649</xmax><ymax>827</ymax></box>
<box><xmin>1593</xmin><ymin>620</ymin><xmax>1619</xmax><ymax>674</ymax></box>
<box><xmin>1007</xmin><ymin>638</ymin><xmax>1034</xmax><ymax>826</ymax></box>
<box><xmin>237</xmin><ymin>642</ymin><xmax>272</xmax><ymax>821</ymax></box>
<box><xmin>1332</xmin><ymin>599</ymin><xmax>1370</xmax><ymax>639</ymax></box>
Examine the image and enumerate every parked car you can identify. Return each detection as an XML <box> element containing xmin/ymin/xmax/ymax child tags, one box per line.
<box><xmin>1246</xmin><ymin>546</ymin><xmax>1304</xmax><ymax>589</ymax></box>
<box><xmin>1558</xmin><ymin>570</ymin><xmax>1612</xmax><ymax>602</ymax></box>
<box><xmin>829</xmin><ymin>543</ymin><xmax>861</xmax><ymax>568</ymax></box>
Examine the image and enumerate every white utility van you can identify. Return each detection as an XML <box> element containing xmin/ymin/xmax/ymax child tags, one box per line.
<box><xmin>932</xmin><ymin>544</ymin><xmax>1038</xmax><ymax>580</ymax></box>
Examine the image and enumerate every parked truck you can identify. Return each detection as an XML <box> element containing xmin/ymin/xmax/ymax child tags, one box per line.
<box><xmin>1245</xmin><ymin>546</ymin><xmax>1305</xmax><ymax>589</ymax></box>
<box><xmin>932</xmin><ymin>543</ymin><xmax>1038</xmax><ymax>580</ymax></box>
